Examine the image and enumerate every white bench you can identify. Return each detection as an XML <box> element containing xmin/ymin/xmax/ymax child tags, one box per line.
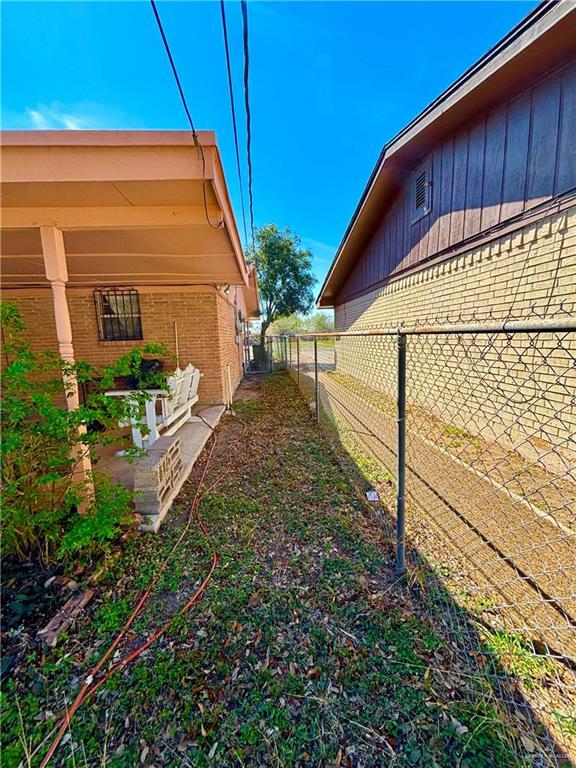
<box><xmin>106</xmin><ymin>363</ymin><xmax>203</xmax><ymax>450</ymax></box>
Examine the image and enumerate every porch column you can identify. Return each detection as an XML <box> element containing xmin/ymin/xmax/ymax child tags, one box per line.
<box><xmin>40</xmin><ymin>226</ymin><xmax>94</xmax><ymax>502</ymax></box>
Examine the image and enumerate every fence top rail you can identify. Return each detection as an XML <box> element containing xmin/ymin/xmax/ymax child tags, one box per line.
<box><xmin>270</xmin><ymin>316</ymin><xmax>576</xmax><ymax>339</ymax></box>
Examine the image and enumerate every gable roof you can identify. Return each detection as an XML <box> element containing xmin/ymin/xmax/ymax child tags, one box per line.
<box><xmin>317</xmin><ymin>1</ymin><xmax>576</xmax><ymax>307</ymax></box>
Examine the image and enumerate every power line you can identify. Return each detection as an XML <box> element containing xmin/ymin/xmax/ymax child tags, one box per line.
<box><xmin>149</xmin><ymin>0</ymin><xmax>223</xmax><ymax>230</ymax></box>
<box><xmin>220</xmin><ymin>0</ymin><xmax>249</xmax><ymax>249</ymax></box>
<box><xmin>241</xmin><ymin>0</ymin><xmax>255</xmax><ymax>251</ymax></box>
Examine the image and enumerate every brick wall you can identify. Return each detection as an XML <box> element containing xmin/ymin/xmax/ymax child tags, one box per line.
<box><xmin>333</xmin><ymin>205</ymin><xmax>576</xmax><ymax>453</ymax></box>
<box><xmin>335</xmin><ymin>206</ymin><xmax>575</xmax><ymax>329</ymax></box>
<box><xmin>2</xmin><ymin>287</ymin><xmax>237</xmax><ymax>405</ymax></box>
<box><xmin>215</xmin><ymin>289</ymin><xmax>243</xmax><ymax>402</ymax></box>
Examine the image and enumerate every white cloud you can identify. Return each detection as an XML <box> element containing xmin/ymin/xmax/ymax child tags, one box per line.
<box><xmin>27</xmin><ymin>109</ymin><xmax>51</xmax><ymax>129</ymax></box>
<box><xmin>3</xmin><ymin>101</ymin><xmax>141</xmax><ymax>131</ymax></box>
<box><xmin>302</xmin><ymin>237</ymin><xmax>337</xmax><ymax>263</ymax></box>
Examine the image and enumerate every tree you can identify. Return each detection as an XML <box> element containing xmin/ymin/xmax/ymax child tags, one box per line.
<box><xmin>249</xmin><ymin>224</ymin><xmax>316</xmax><ymax>346</ymax></box>
<box><xmin>270</xmin><ymin>311</ymin><xmax>334</xmax><ymax>336</ymax></box>
<box><xmin>305</xmin><ymin>312</ymin><xmax>334</xmax><ymax>334</ymax></box>
<box><xmin>269</xmin><ymin>314</ymin><xmax>304</xmax><ymax>336</ymax></box>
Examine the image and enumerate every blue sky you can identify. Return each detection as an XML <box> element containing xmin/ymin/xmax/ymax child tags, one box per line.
<box><xmin>2</xmin><ymin>1</ymin><xmax>537</xmax><ymax>286</ymax></box>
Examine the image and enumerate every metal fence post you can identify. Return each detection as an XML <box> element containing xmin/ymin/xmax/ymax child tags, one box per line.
<box><xmin>284</xmin><ymin>336</ymin><xmax>288</xmax><ymax>368</ymax></box>
<box><xmin>396</xmin><ymin>332</ymin><xmax>407</xmax><ymax>576</ymax></box>
<box><xmin>296</xmin><ymin>336</ymin><xmax>300</xmax><ymax>388</ymax></box>
<box><xmin>268</xmin><ymin>337</ymin><xmax>272</xmax><ymax>372</ymax></box>
<box><xmin>314</xmin><ymin>337</ymin><xmax>319</xmax><ymax>422</ymax></box>
<box><xmin>289</xmin><ymin>336</ymin><xmax>292</xmax><ymax>373</ymax></box>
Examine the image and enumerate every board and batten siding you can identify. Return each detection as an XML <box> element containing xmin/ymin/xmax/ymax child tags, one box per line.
<box><xmin>337</xmin><ymin>61</ymin><xmax>576</xmax><ymax>304</ymax></box>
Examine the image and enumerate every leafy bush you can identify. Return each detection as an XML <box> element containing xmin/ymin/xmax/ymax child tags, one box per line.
<box><xmin>0</xmin><ymin>301</ymin><xmax>167</xmax><ymax>564</ymax></box>
<box><xmin>57</xmin><ymin>477</ymin><xmax>134</xmax><ymax>560</ymax></box>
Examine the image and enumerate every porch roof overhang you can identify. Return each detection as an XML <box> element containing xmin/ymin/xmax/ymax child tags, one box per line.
<box><xmin>0</xmin><ymin>131</ymin><xmax>249</xmax><ymax>288</ymax></box>
<box><xmin>243</xmin><ymin>266</ymin><xmax>260</xmax><ymax>319</ymax></box>
<box><xmin>317</xmin><ymin>1</ymin><xmax>576</xmax><ymax>308</ymax></box>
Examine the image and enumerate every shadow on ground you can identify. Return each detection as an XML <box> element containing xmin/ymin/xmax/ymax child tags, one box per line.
<box><xmin>2</xmin><ymin>372</ymin><xmax>574</xmax><ymax>767</ymax></box>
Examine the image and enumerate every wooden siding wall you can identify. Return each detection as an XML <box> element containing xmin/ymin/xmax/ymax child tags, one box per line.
<box><xmin>337</xmin><ymin>61</ymin><xmax>576</xmax><ymax>304</ymax></box>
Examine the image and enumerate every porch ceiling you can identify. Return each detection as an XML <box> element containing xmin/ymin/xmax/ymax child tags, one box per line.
<box><xmin>0</xmin><ymin>131</ymin><xmax>248</xmax><ymax>288</ymax></box>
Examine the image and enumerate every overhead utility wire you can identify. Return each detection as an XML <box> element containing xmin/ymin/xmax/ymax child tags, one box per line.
<box><xmin>241</xmin><ymin>0</ymin><xmax>255</xmax><ymax>251</ymax></box>
<box><xmin>149</xmin><ymin>0</ymin><xmax>223</xmax><ymax>230</ymax></box>
<box><xmin>220</xmin><ymin>0</ymin><xmax>249</xmax><ymax>249</ymax></box>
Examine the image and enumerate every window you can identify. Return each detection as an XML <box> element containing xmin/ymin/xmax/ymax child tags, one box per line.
<box><xmin>411</xmin><ymin>160</ymin><xmax>432</xmax><ymax>223</ymax></box>
<box><xmin>94</xmin><ymin>288</ymin><xmax>143</xmax><ymax>341</ymax></box>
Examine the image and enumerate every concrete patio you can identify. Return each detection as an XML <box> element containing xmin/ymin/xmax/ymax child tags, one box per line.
<box><xmin>97</xmin><ymin>405</ymin><xmax>226</xmax><ymax>531</ymax></box>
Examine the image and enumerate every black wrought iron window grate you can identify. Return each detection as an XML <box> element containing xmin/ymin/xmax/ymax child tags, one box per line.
<box><xmin>94</xmin><ymin>288</ymin><xmax>143</xmax><ymax>341</ymax></box>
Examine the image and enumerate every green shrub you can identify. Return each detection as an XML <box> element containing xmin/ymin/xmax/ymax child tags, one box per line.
<box><xmin>0</xmin><ymin>301</ymin><xmax>167</xmax><ymax>564</ymax></box>
<box><xmin>57</xmin><ymin>477</ymin><xmax>134</xmax><ymax>561</ymax></box>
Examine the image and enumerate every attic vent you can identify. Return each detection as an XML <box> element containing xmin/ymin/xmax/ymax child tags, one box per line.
<box><xmin>415</xmin><ymin>171</ymin><xmax>427</xmax><ymax>209</ymax></box>
<box><xmin>412</xmin><ymin>161</ymin><xmax>431</xmax><ymax>223</ymax></box>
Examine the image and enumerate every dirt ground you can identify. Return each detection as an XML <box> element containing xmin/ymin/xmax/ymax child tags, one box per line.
<box><xmin>298</xmin><ymin>365</ymin><xmax>576</xmax><ymax>666</ymax></box>
<box><xmin>2</xmin><ymin>374</ymin><xmax>574</xmax><ymax>767</ymax></box>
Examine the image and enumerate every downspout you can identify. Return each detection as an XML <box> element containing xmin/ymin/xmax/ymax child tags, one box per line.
<box><xmin>174</xmin><ymin>321</ymin><xmax>180</xmax><ymax>369</ymax></box>
<box><xmin>226</xmin><ymin>363</ymin><xmax>234</xmax><ymax>414</ymax></box>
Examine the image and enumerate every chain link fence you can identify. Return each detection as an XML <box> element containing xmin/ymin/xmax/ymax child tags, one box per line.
<box><xmin>269</xmin><ymin>315</ymin><xmax>576</xmax><ymax>765</ymax></box>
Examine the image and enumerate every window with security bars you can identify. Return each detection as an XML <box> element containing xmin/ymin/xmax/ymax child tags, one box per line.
<box><xmin>94</xmin><ymin>288</ymin><xmax>143</xmax><ymax>341</ymax></box>
<box><xmin>412</xmin><ymin>160</ymin><xmax>431</xmax><ymax>223</ymax></box>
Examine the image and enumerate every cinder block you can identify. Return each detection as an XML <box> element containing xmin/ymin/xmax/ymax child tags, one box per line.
<box><xmin>133</xmin><ymin>434</ymin><xmax>183</xmax><ymax>518</ymax></box>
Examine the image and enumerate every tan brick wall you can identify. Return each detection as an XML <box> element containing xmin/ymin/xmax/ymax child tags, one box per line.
<box><xmin>215</xmin><ymin>288</ymin><xmax>244</xmax><ymax>402</ymax></box>
<box><xmin>1</xmin><ymin>292</ymin><xmax>60</xmax><ymax>357</ymax></box>
<box><xmin>333</xmin><ymin>205</ymin><xmax>576</xmax><ymax>454</ymax></box>
<box><xmin>2</xmin><ymin>287</ymin><xmax>235</xmax><ymax>405</ymax></box>
<box><xmin>335</xmin><ymin>206</ymin><xmax>575</xmax><ymax>329</ymax></box>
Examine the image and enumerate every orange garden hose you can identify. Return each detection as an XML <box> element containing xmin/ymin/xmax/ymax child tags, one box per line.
<box><xmin>38</xmin><ymin>414</ymin><xmax>227</xmax><ymax>767</ymax></box>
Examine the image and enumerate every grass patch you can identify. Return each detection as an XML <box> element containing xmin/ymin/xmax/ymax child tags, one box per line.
<box><xmin>481</xmin><ymin>629</ymin><xmax>556</xmax><ymax>689</ymax></box>
<box><xmin>1</xmin><ymin>373</ymin><xmax>554</xmax><ymax>767</ymax></box>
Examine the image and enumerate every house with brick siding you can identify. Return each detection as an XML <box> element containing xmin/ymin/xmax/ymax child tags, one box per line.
<box><xmin>316</xmin><ymin>1</ymin><xmax>575</xmax><ymax>458</ymax></box>
<box><xmin>0</xmin><ymin>131</ymin><xmax>259</xmax><ymax>407</ymax></box>
<box><xmin>317</xmin><ymin>1</ymin><xmax>575</xmax><ymax>329</ymax></box>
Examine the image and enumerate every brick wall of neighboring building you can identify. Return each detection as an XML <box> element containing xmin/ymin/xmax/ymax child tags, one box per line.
<box><xmin>332</xmin><ymin>205</ymin><xmax>576</xmax><ymax>452</ymax></box>
<box><xmin>335</xmin><ymin>206</ymin><xmax>575</xmax><ymax>330</ymax></box>
<box><xmin>2</xmin><ymin>286</ymin><xmax>240</xmax><ymax>405</ymax></box>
